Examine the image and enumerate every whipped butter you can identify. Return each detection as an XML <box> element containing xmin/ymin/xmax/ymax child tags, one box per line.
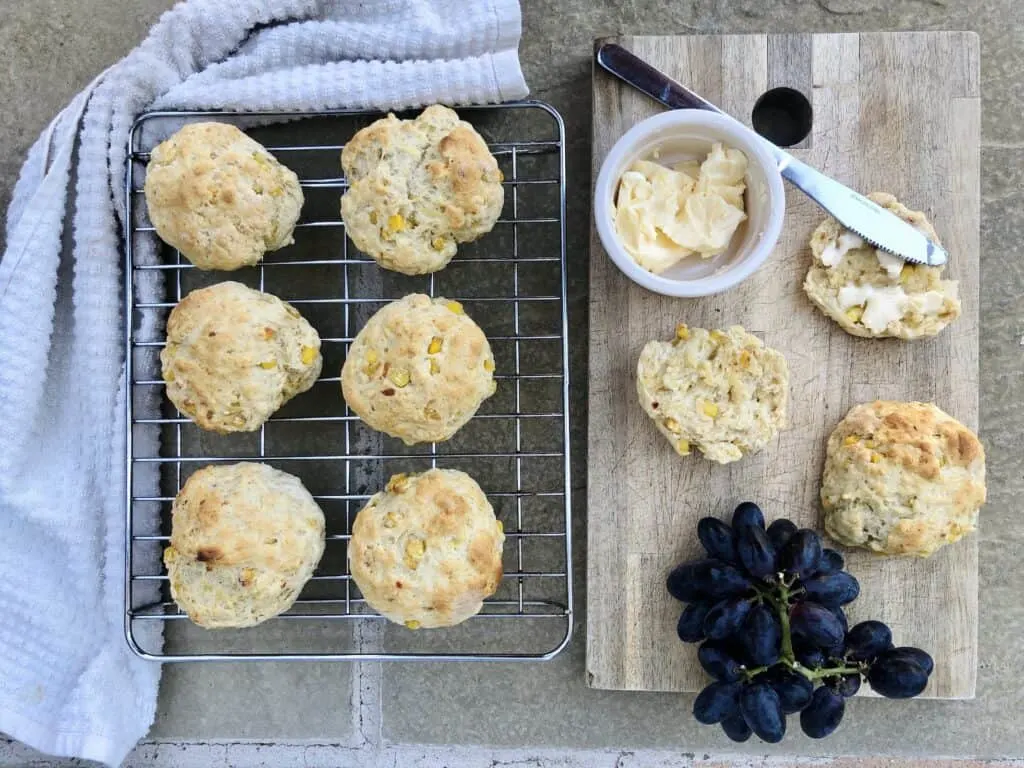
<box><xmin>837</xmin><ymin>285</ymin><xmax>907</xmax><ymax>333</ymax></box>
<box><xmin>838</xmin><ymin>285</ymin><xmax>948</xmax><ymax>334</ymax></box>
<box><xmin>820</xmin><ymin>230</ymin><xmax>913</xmax><ymax>279</ymax></box>
<box><xmin>875</xmin><ymin>248</ymin><xmax>905</xmax><ymax>279</ymax></box>
<box><xmin>820</xmin><ymin>232</ymin><xmax>864</xmax><ymax>268</ymax></box>
<box><xmin>613</xmin><ymin>143</ymin><xmax>748</xmax><ymax>274</ymax></box>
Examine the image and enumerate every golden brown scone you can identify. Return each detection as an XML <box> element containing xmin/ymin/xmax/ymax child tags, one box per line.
<box><xmin>341</xmin><ymin>294</ymin><xmax>495</xmax><ymax>445</ymax></box>
<box><xmin>161</xmin><ymin>281</ymin><xmax>322</xmax><ymax>433</ymax></box>
<box><xmin>803</xmin><ymin>193</ymin><xmax>960</xmax><ymax>339</ymax></box>
<box><xmin>822</xmin><ymin>401</ymin><xmax>986</xmax><ymax>557</ymax></box>
<box><xmin>636</xmin><ymin>325</ymin><xmax>789</xmax><ymax>464</ymax></box>
<box><xmin>349</xmin><ymin>469</ymin><xmax>504</xmax><ymax>629</ymax></box>
<box><xmin>144</xmin><ymin>122</ymin><xmax>303</xmax><ymax>270</ymax></box>
<box><xmin>164</xmin><ymin>463</ymin><xmax>326</xmax><ymax>628</ymax></box>
<box><xmin>340</xmin><ymin>105</ymin><xmax>504</xmax><ymax>275</ymax></box>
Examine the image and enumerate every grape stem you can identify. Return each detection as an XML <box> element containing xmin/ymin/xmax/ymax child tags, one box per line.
<box><xmin>766</xmin><ymin>575</ymin><xmax>862</xmax><ymax>684</ymax></box>
<box><xmin>775</xmin><ymin>581</ymin><xmax>796</xmax><ymax>663</ymax></box>
<box><xmin>801</xmin><ymin>664</ymin><xmax>863</xmax><ymax>680</ymax></box>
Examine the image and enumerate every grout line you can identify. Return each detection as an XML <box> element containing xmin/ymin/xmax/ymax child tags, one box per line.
<box><xmin>352</xmin><ymin>617</ymin><xmax>384</xmax><ymax>758</ymax></box>
<box><xmin>6</xmin><ymin>738</ymin><xmax>1024</xmax><ymax>768</ymax></box>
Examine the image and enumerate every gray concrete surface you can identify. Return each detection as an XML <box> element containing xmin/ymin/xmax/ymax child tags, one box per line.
<box><xmin>2</xmin><ymin>0</ymin><xmax>1023</xmax><ymax>765</ymax></box>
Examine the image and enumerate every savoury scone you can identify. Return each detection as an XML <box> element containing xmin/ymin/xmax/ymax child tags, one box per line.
<box><xmin>340</xmin><ymin>105</ymin><xmax>504</xmax><ymax>275</ymax></box>
<box><xmin>349</xmin><ymin>469</ymin><xmax>504</xmax><ymax>629</ymax></box>
<box><xmin>161</xmin><ymin>281</ymin><xmax>322</xmax><ymax>433</ymax></box>
<box><xmin>164</xmin><ymin>463</ymin><xmax>326</xmax><ymax>628</ymax></box>
<box><xmin>822</xmin><ymin>401</ymin><xmax>986</xmax><ymax>557</ymax></box>
<box><xmin>341</xmin><ymin>294</ymin><xmax>496</xmax><ymax>444</ymax></box>
<box><xmin>803</xmin><ymin>192</ymin><xmax>960</xmax><ymax>339</ymax></box>
<box><xmin>636</xmin><ymin>324</ymin><xmax>789</xmax><ymax>464</ymax></box>
<box><xmin>144</xmin><ymin>122</ymin><xmax>303</xmax><ymax>270</ymax></box>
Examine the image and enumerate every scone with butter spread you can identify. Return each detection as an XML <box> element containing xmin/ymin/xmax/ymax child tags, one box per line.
<box><xmin>636</xmin><ymin>325</ymin><xmax>789</xmax><ymax>464</ymax></box>
<box><xmin>340</xmin><ymin>105</ymin><xmax>504</xmax><ymax>275</ymax></box>
<box><xmin>341</xmin><ymin>294</ymin><xmax>496</xmax><ymax>445</ymax></box>
<box><xmin>349</xmin><ymin>469</ymin><xmax>504</xmax><ymax>629</ymax></box>
<box><xmin>803</xmin><ymin>193</ymin><xmax>960</xmax><ymax>339</ymax></box>
<box><xmin>144</xmin><ymin>122</ymin><xmax>303</xmax><ymax>270</ymax></box>
<box><xmin>614</xmin><ymin>142</ymin><xmax>748</xmax><ymax>274</ymax></box>
<box><xmin>164</xmin><ymin>463</ymin><xmax>326</xmax><ymax>628</ymax></box>
<box><xmin>822</xmin><ymin>401</ymin><xmax>985</xmax><ymax>557</ymax></box>
<box><xmin>162</xmin><ymin>281</ymin><xmax>322</xmax><ymax>433</ymax></box>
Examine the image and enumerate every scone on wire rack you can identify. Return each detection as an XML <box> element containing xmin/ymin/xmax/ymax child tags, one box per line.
<box><xmin>164</xmin><ymin>463</ymin><xmax>326</xmax><ymax>629</ymax></box>
<box><xmin>636</xmin><ymin>324</ymin><xmax>789</xmax><ymax>464</ymax></box>
<box><xmin>822</xmin><ymin>401</ymin><xmax>986</xmax><ymax>558</ymax></box>
<box><xmin>349</xmin><ymin>469</ymin><xmax>505</xmax><ymax>629</ymax></box>
<box><xmin>144</xmin><ymin>122</ymin><xmax>303</xmax><ymax>271</ymax></box>
<box><xmin>341</xmin><ymin>293</ymin><xmax>496</xmax><ymax>445</ymax></box>
<box><xmin>161</xmin><ymin>281</ymin><xmax>322</xmax><ymax>433</ymax></box>
<box><xmin>340</xmin><ymin>105</ymin><xmax>504</xmax><ymax>275</ymax></box>
<box><xmin>803</xmin><ymin>192</ymin><xmax>960</xmax><ymax>339</ymax></box>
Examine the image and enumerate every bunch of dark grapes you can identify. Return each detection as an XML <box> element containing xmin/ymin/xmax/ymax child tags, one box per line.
<box><xmin>668</xmin><ymin>502</ymin><xmax>934</xmax><ymax>743</ymax></box>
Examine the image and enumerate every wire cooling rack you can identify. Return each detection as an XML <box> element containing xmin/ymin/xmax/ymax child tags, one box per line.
<box><xmin>124</xmin><ymin>102</ymin><xmax>572</xmax><ymax>661</ymax></box>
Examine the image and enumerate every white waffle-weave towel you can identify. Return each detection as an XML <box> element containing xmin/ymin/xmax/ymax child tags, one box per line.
<box><xmin>0</xmin><ymin>1</ymin><xmax>527</xmax><ymax>765</ymax></box>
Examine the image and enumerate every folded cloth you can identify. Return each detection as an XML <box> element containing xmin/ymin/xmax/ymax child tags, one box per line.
<box><xmin>0</xmin><ymin>1</ymin><xmax>527</xmax><ymax>764</ymax></box>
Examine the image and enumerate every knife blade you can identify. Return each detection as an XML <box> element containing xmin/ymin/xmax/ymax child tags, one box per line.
<box><xmin>595</xmin><ymin>42</ymin><xmax>948</xmax><ymax>268</ymax></box>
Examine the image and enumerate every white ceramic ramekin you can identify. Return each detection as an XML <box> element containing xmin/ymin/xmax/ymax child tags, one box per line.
<box><xmin>594</xmin><ymin>110</ymin><xmax>785</xmax><ymax>298</ymax></box>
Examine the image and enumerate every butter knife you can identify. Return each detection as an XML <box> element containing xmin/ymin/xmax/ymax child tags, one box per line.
<box><xmin>595</xmin><ymin>42</ymin><xmax>948</xmax><ymax>267</ymax></box>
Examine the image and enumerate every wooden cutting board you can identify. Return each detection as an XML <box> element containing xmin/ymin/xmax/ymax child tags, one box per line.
<box><xmin>586</xmin><ymin>32</ymin><xmax>980</xmax><ymax>698</ymax></box>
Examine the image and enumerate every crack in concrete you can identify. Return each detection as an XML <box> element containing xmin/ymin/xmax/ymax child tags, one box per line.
<box><xmin>814</xmin><ymin>0</ymin><xmax>946</xmax><ymax>13</ymax></box>
<box><xmin>352</xmin><ymin>618</ymin><xmax>385</xmax><ymax>761</ymax></box>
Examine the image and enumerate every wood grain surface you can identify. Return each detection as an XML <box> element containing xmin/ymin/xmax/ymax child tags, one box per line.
<box><xmin>586</xmin><ymin>32</ymin><xmax>980</xmax><ymax>698</ymax></box>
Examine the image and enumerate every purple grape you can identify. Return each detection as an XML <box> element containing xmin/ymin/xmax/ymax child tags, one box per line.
<box><xmin>739</xmin><ymin>682</ymin><xmax>785</xmax><ymax>743</ymax></box>
<box><xmin>790</xmin><ymin>602</ymin><xmax>845</xmax><ymax>649</ymax></box>
<box><xmin>795</xmin><ymin>644</ymin><xmax>826</xmax><ymax>670</ymax></box>
<box><xmin>698</xmin><ymin>517</ymin><xmax>738</xmax><ymax>564</ymax></box>
<box><xmin>780</xmin><ymin>529</ymin><xmax>823</xmax><ymax>578</ymax></box>
<box><xmin>868</xmin><ymin>657</ymin><xmax>929</xmax><ymax>699</ymax></box>
<box><xmin>677</xmin><ymin>601</ymin><xmax>712</xmax><ymax>643</ymax></box>
<box><xmin>766</xmin><ymin>518</ymin><xmax>798</xmax><ymax>551</ymax></box>
<box><xmin>824</xmin><ymin>641</ymin><xmax>848</xmax><ymax>664</ymax></box>
<box><xmin>835</xmin><ymin>673</ymin><xmax>861</xmax><ymax>698</ymax></box>
<box><xmin>737</xmin><ymin>524</ymin><xmax>778</xmax><ymax>580</ymax></box>
<box><xmin>740</xmin><ymin>603</ymin><xmax>781</xmax><ymax>666</ymax></box>
<box><xmin>800</xmin><ymin>571</ymin><xmax>860</xmax><ymax>608</ymax></box>
<box><xmin>731</xmin><ymin>502</ymin><xmax>765</xmax><ymax>532</ymax></box>
<box><xmin>721</xmin><ymin>712</ymin><xmax>752</xmax><ymax>742</ymax></box>
<box><xmin>666</xmin><ymin>559</ymin><xmax>752</xmax><ymax>603</ymax></box>
<box><xmin>880</xmin><ymin>647</ymin><xmax>934</xmax><ymax>675</ymax></box>
<box><xmin>844</xmin><ymin>620</ymin><xmax>893</xmax><ymax>661</ymax></box>
<box><xmin>693</xmin><ymin>680</ymin><xmax>742</xmax><ymax>724</ymax></box>
<box><xmin>831</xmin><ymin>606</ymin><xmax>848</xmax><ymax>635</ymax></box>
<box><xmin>698</xmin><ymin>641</ymin><xmax>744</xmax><ymax>682</ymax></box>
<box><xmin>800</xmin><ymin>686</ymin><xmax>845</xmax><ymax>738</ymax></box>
<box><xmin>817</xmin><ymin>548</ymin><xmax>845</xmax><ymax>574</ymax></box>
<box><xmin>767</xmin><ymin>669</ymin><xmax>814</xmax><ymax>714</ymax></box>
<box><xmin>704</xmin><ymin>597</ymin><xmax>753</xmax><ymax>640</ymax></box>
